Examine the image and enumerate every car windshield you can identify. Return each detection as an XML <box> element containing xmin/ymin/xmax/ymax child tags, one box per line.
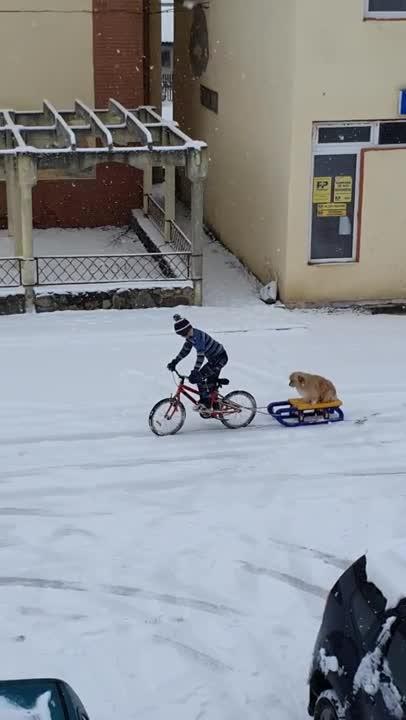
<box><xmin>386</xmin><ymin>623</ymin><xmax>406</xmax><ymax>700</ymax></box>
<box><xmin>0</xmin><ymin>680</ymin><xmax>64</xmax><ymax>720</ymax></box>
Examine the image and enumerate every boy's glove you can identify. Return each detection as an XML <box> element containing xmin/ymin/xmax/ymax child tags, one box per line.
<box><xmin>167</xmin><ymin>360</ymin><xmax>177</xmax><ymax>372</ymax></box>
<box><xmin>189</xmin><ymin>369</ymin><xmax>200</xmax><ymax>384</ymax></box>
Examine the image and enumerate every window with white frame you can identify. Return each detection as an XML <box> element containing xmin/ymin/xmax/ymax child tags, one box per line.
<box><xmin>365</xmin><ymin>0</ymin><xmax>406</xmax><ymax>18</ymax></box>
<box><xmin>310</xmin><ymin>119</ymin><xmax>406</xmax><ymax>263</ymax></box>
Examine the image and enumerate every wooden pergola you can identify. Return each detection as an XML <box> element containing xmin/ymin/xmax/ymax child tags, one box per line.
<box><xmin>0</xmin><ymin>99</ymin><xmax>208</xmax><ymax>303</ymax></box>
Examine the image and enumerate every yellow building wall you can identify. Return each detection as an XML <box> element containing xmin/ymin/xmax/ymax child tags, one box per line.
<box><xmin>174</xmin><ymin>0</ymin><xmax>296</xmax><ymax>293</ymax></box>
<box><xmin>285</xmin><ymin>0</ymin><xmax>406</xmax><ymax>302</ymax></box>
<box><xmin>0</xmin><ymin>0</ymin><xmax>94</xmax><ymax>110</ymax></box>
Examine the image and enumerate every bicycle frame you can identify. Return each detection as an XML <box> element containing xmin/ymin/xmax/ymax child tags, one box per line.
<box><xmin>173</xmin><ymin>377</ymin><xmax>201</xmax><ymax>406</ymax></box>
<box><xmin>167</xmin><ymin>371</ymin><xmax>234</xmax><ymax>420</ymax></box>
<box><xmin>171</xmin><ymin>371</ymin><xmax>219</xmax><ymax>406</ymax></box>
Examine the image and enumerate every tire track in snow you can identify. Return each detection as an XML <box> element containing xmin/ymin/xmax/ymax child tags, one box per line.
<box><xmin>0</xmin><ymin>412</ymin><xmax>276</xmax><ymax>449</ymax></box>
<box><xmin>1</xmin><ymin>459</ymin><xmax>405</xmax><ymax>484</ymax></box>
<box><xmin>0</xmin><ymin>448</ymin><xmax>260</xmax><ymax>482</ymax></box>
<box><xmin>268</xmin><ymin>537</ymin><xmax>349</xmax><ymax>570</ymax></box>
<box><xmin>0</xmin><ymin>577</ymin><xmax>243</xmax><ymax>618</ymax></box>
<box><xmin>106</xmin><ymin>584</ymin><xmax>243</xmax><ymax>617</ymax></box>
<box><xmin>240</xmin><ymin>561</ymin><xmax>327</xmax><ymax>599</ymax></box>
<box><xmin>0</xmin><ymin>577</ymin><xmax>86</xmax><ymax>592</ymax></box>
<box><xmin>153</xmin><ymin>635</ymin><xmax>233</xmax><ymax>672</ymax></box>
<box><xmin>0</xmin><ymin>429</ymin><xmax>148</xmax><ymax>448</ymax></box>
<box><xmin>0</xmin><ymin>507</ymin><xmax>67</xmax><ymax>518</ymax></box>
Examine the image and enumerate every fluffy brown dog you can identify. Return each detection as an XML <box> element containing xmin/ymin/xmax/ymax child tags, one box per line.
<box><xmin>289</xmin><ymin>371</ymin><xmax>337</xmax><ymax>404</ymax></box>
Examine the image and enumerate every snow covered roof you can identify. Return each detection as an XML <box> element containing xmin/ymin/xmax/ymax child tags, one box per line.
<box><xmin>366</xmin><ymin>544</ymin><xmax>406</xmax><ymax>611</ymax></box>
<box><xmin>0</xmin><ymin>99</ymin><xmax>206</xmax><ymax>172</ymax></box>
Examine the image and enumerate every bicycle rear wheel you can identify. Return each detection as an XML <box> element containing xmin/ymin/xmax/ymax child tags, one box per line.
<box><xmin>149</xmin><ymin>398</ymin><xmax>186</xmax><ymax>436</ymax></box>
<box><xmin>219</xmin><ymin>391</ymin><xmax>257</xmax><ymax>429</ymax></box>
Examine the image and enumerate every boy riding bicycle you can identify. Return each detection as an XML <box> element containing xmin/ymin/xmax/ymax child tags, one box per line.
<box><xmin>167</xmin><ymin>314</ymin><xmax>228</xmax><ymax>412</ymax></box>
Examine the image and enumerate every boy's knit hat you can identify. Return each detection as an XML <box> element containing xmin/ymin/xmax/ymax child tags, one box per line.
<box><xmin>173</xmin><ymin>314</ymin><xmax>192</xmax><ymax>336</ymax></box>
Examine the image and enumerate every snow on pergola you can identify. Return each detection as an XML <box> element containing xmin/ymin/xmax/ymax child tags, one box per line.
<box><xmin>0</xmin><ymin>99</ymin><xmax>208</xmax><ymax>302</ymax></box>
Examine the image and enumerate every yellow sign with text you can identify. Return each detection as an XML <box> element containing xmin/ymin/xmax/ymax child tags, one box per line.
<box><xmin>313</xmin><ymin>177</ymin><xmax>332</xmax><ymax>204</ymax></box>
<box><xmin>317</xmin><ymin>203</ymin><xmax>347</xmax><ymax>218</ymax></box>
<box><xmin>334</xmin><ymin>176</ymin><xmax>353</xmax><ymax>203</ymax></box>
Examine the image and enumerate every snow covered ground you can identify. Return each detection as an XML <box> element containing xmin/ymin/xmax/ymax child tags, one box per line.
<box><xmin>0</xmin><ymin>226</ymin><xmax>147</xmax><ymax>258</ymax></box>
<box><xmin>1</xmin><ymin>236</ymin><xmax>406</xmax><ymax>720</ymax></box>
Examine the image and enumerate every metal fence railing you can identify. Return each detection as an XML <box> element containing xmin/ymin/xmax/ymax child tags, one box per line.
<box><xmin>161</xmin><ymin>73</ymin><xmax>173</xmax><ymax>102</ymax></box>
<box><xmin>147</xmin><ymin>194</ymin><xmax>166</xmax><ymax>236</ymax></box>
<box><xmin>0</xmin><ymin>209</ymin><xmax>193</xmax><ymax>291</ymax></box>
<box><xmin>0</xmin><ymin>257</ymin><xmax>22</xmax><ymax>287</ymax></box>
<box><xmin>169</xmin><ymin>220</ymin><xmax>192</xmax><ymax>253</ymax></box>
<box><xmin>144</xmin><ymin>195</ymin><xmax>192</xmax><ymax>276</ymax></box>
<box><xmin>35</xmin><ymin>253</ymin><xmax>191</xmax><ymax>285</ymax></box>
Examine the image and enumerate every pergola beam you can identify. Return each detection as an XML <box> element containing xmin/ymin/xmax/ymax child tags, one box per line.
<box><xmin>139</xmin><ymin>105</ymin><xmax>206</xmax><ymax>149</ymax></box>
<box><xmin>3</xmin><ymin>111</ymin><xmax>26</xmax><ymax>150</ymax></box>
<box><xmin>109</xmin><ymin>99</ymin><xmax>154</xmax><ymax>149</ymax></box>
<box><xmin>43</xmin><ymin>100</ymin><xmax>77</xmax><ymax>150</ymax></box>
<box><xmin>75</xmin><ymin>100</ymin><xmax>114</xmax><ymax>150</ymax></box>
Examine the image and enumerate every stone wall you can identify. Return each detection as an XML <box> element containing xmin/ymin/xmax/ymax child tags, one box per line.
<box><xmin>0</xmin><ymin>293</ymin><xmax>25</xmax><ymax>315</ymax></box>
<box><xmin>34</xmin><ymin>285</ymin><xmax>193</xmax><ymax>313</ymax></box>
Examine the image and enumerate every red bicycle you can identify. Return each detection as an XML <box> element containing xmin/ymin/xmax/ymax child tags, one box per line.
<box><xmin>149</xmin><ymin>370</ymin><xmax>257</xmax><ymax>436</ymax></box>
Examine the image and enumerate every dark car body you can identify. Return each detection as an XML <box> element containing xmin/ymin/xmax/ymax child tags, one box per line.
<box><xmin>308</xmin><ymin>553</ymin><xmax>406</xmax><ymax>719</ymax></box>
<box><xmin>0</xmin><ymin>678</ymin><xmax>90</xmax><ymax>719</ymax></box>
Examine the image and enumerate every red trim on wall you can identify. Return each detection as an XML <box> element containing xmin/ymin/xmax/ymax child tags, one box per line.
<box><xmin>356</xmin><ymin>149</ymin><xmax>366</xmax><ymax>262</ymax></box>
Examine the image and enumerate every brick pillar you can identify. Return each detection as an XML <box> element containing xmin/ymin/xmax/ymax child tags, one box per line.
<box><xmin>93</xmin><ymin>0</ymin><xmax>145</xmax><ymax>107</ymax></box>
<box><xmin>79</xmin><ymin>0</ymin><xmax>146</xmax><ymax>227</ymax></box>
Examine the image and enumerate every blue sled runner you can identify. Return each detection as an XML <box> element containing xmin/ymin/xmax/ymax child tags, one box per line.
<box><xmin>267</xmin><ymin>398</ymin><xmax>344</xmax><ymax>427</ymax></box>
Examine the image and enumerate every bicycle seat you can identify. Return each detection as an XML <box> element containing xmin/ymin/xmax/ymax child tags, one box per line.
<box><xmin>216</xmin><ymin>378</ymin><xmax>230</xmax><ymax>388</ymax></box>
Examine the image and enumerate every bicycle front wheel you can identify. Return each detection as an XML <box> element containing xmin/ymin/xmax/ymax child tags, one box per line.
<box><xmin>219</xmin><ymin>391</ymin><xmax>257</xmax><ymax>429</ymax></box>
<box><xmin>149</xmin><ymin>398</ymin><xmax>186</xmax><ymax>436</ymax></box>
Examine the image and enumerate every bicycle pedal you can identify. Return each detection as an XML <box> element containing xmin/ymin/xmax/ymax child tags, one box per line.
<box><xmin>199</xmin><ymin>409</ymin><xmax>212</xmax><ymax>419</ymax></box>
<box><xmin>194</xmin><ymin>403</ymin><xmax>207</xmax><ymax>413</ymax></box>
